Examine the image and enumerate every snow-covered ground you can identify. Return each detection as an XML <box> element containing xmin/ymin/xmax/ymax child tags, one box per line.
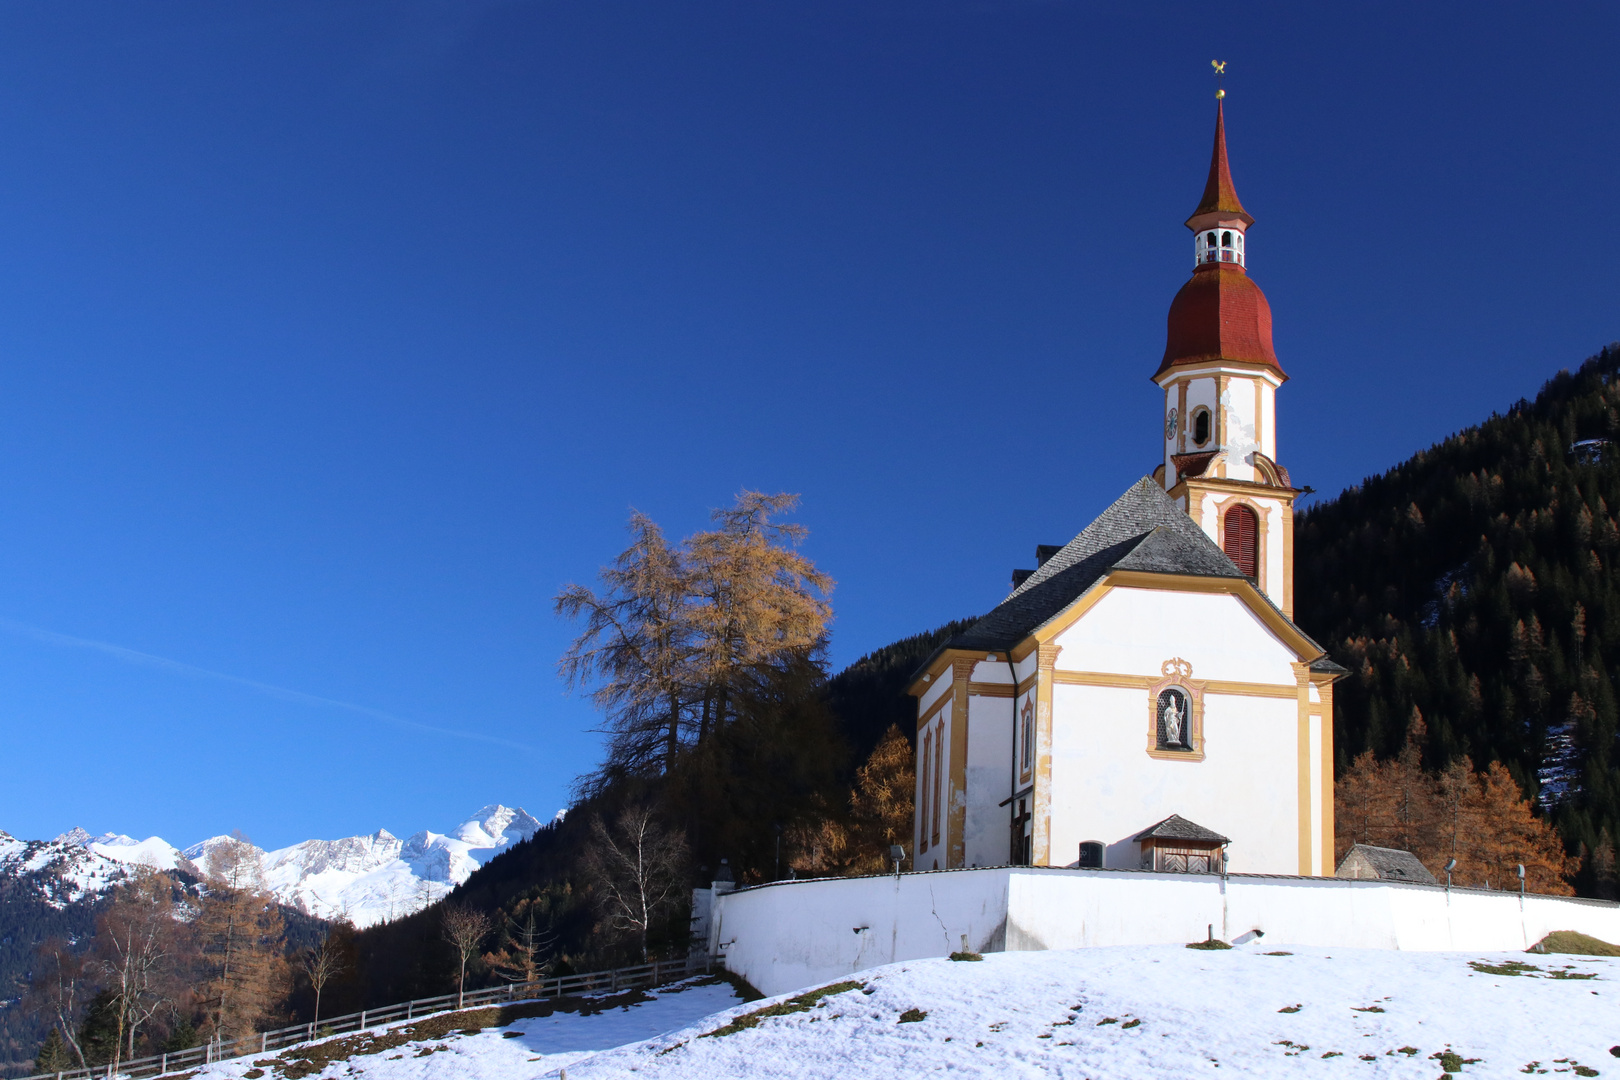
<box><xmin>187</xmin><ymin>944</ymin><xmax>1619</xmax><ymax>1079</ymax></box>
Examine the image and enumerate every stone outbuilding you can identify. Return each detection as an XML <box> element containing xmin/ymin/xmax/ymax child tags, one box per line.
<box><xmin>1334</xmin><ymin>843</ymin><xmax>1437</xmax><ymax>884</ymax></box>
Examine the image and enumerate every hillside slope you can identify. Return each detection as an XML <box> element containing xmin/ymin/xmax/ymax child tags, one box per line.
<box><xmin>1297</xmin><ymin>344</ymin><xmax>1620</xmax><ymax>889</ymax></box>
<box><xmin>179</xmin><ymin>945</ymin><xmax>1618</xmax><ymax>1080</ymax></box>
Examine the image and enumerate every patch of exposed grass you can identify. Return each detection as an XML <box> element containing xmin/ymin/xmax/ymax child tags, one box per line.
<box><xmin>1548</xmin><ymin>968</ymin><xmax>1599</xmax><ymax>980</ymax></box>
<box><xmin>1353</xmin><ymin>1005</ymin><xmax>1385</xmax><ymax>1013</ymax></box>
<box><xmin>1187</xmin><ymin>939</ymin><xmax>1232</xmax><ymax>950</ymax></box>
<box><xmin>1095</xmin><ymin>1017</ymin><xmax>1118</xmax><ymax>1026</ymax></box>
<box><xmin>1321</xmin><ymin>1051</ymin><xmax>1342</xmax><ymax>1059</ymax></box>
<box><xmin>1470</xmin><ymin>959</ymin><xmax>1542</xmax><ymax>977</ymax></box>
<box><xmin>500</xmin><ymin>1031</ymin><xmax>524</xmax><ymax>1038</ymax></box>
<box><xmin>242</xmin><ymin>1070</ymin><xmax>265</xmax><ymax>1078</ymax></box>
<box><xmin>948</xmin><ymin>951</ymin><xmax>983</xmax><ymax>962</ymax></box>
<box><xmin>898</xmin><ymin>1008</ymin><xmax>927</xmax><ymax>1024</ymax></box>
<box><xmin>700</xmin><ymin>980</ymin><xmax>864</xmax><ymax>1038</ymax></box>
<box><xmin>1120</xmin><ymin>1018</ymin><xmax>1141</xmax><ymax>1029</ymax></box>
<box><xmin>1264</xmin><ymin>951</ymin><xmax>1294</xmax><ymax>956</ymax></box>
<box><xmin>1277</xmin><ymin>1004</ymin><xmax>1302</xmax><ymax>1013</ymax></box>
<box><xmin>1531</xmin><ymin>931</ymin><xmax>1620</xmax><ymax>956</ymax></box>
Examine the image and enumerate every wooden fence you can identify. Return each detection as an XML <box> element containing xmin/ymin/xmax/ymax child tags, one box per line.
<box><xmin>16</xmin><ymin>955</ymin><xmax>701</xmax><ymax>1080</ymax></box>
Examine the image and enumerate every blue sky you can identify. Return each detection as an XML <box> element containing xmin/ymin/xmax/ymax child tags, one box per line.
<box><xmin>0</xmin><ymin>2</ymin><xmax>1614</xmax><ymax>849</ymax></box>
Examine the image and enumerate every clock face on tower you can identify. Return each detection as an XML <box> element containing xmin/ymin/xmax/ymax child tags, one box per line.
<box><xmin>1165</xmin><ymin>407</ymin><xmax>1179</xmax><ymax>441</ymax></box>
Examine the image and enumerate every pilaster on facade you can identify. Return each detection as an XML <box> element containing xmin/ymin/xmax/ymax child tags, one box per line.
<box><xmin>1031</xmin><ymin>642</ymin><xmax>1062</xmax><ymax>866</ymax></box>
<box><xmin>946</xmin><ymin>656</ymin><xmax>977</xmax><ymax>869</ymax></box>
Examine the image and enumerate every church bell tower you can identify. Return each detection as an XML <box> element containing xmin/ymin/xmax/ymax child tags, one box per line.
<box><xmin>1155</xmin><ymin>96</ymin><xmax>1298</xmax><ymax>617</ymax></box>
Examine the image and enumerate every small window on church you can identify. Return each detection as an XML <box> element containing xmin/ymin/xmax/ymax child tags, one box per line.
<box><xmin>1019</xmin><ymin>698</ymin><xmax>1034</xmax><ymax>775</ymax></box>
<box><xmin>1155</xmin><ymin>687</ymin><xmax>1192</xmax><ymax>750</ymax></box>
<box><xmin>1078</xmin><ymin>842</ymin><xmax>1104</xmax><ymax>869</ymax></box>
<box><xmin>1191</xmin><ymin>407</ymin><xmax>1211</xmax><ymax>447</ymax></box>
<box><xmin>1223</xmin><ymin>504</ymin><xmax>1259</xmax><ymax>579</ymax></box>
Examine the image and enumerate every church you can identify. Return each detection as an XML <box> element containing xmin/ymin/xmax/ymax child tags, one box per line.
<box><xmin>908</xmin><ymin>99</ymin><xmax>1347</xmax><ymax>878</ymax></box>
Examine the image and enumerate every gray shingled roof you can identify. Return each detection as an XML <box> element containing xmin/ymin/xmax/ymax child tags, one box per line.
<box><xmin>922</xmin><ymin>478</ymin><xmax>1332</xmax><ymax>668</ymax></box>
<box><xmin>1335</xmin><ymin>843</ymin><xmax>1437</xmax><ymax>884</ymax></box>
<box><xmin>1131</xmin><ymin>814</ymin><xmax>1231</xmax><ymax>844</ymax></box>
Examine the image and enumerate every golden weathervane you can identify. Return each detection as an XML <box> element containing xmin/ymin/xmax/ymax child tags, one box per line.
<box><xmin>1212</xmin><ymin>59</ymin><xmax>1226</xmax><ymax>99</ymax></box>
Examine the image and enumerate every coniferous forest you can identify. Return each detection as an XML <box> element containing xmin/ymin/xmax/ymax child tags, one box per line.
<box><xmin>1297</xmin><ymin>344</ymin><xmax>1620</xmax><ymax>894</ymax></box>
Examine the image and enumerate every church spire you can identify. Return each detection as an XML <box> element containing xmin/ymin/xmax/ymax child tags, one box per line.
<box><xmin>1187</xmin><ymin>100</ymin><xmax>1253</xmax><ymax>229</ymax></box>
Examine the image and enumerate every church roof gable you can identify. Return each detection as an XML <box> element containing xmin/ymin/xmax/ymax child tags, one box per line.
<box><xmin>949</xmin><ymin>478</ymin><xmax>1243</xmax><ymax>651</ymax></box>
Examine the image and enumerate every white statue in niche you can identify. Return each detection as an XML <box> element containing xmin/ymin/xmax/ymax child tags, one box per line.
<box><xmin>1161</xmin><ymin>690</ymin><xmax>1187</xmax><ymax>747</ymax></box>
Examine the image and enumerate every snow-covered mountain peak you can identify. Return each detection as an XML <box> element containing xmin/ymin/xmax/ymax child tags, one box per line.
<box><xmin>453</xmin><ymin>804</ymin><xmax>542</xmax><ymax>850</ymax></box>
<box><xmin>5</xmin><ymin>802</ymin><xmax>546</xmax><ymax>928</ymax></box>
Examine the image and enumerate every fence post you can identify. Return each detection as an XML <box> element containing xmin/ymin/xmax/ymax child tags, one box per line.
<box><xmin>407</xmin><ymin>1000</ymin><xmax>413</xmax><ymax>1020</ymax></box>
<box><xmin>159</xmin><ymin>1056</ymin><xmax>165</xmax><ymax>1076</ymax></box>
<box><xmin>359</xmin><ymin>1010</ymin><xmax>367</xmax><ymax>1031</ymax></box>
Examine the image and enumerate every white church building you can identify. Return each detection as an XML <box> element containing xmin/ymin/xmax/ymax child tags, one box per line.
<box><xmin>907</xmin><ymin>99</ymin><xmax>1346</xmax><ymax>879</ymax></box>
<box><xmin>693</xmin><ymin>99</ymin><xmax>1620</xmax><ymax>997</ymax></box>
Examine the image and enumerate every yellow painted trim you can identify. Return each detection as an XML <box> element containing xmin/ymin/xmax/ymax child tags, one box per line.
<box><xmin>1292</xmin><ymin>662</ymin><xmax>1312</xmax><ymax>875</ymax></box>
<box><xmin>946</xmin><ymin>657</ymin><xmax>976</xmax><ymax>869</ymax></box>
<box><xmin>967</xmin><ymin>682</ymin><xmax>1015</xmax><ymax>698</ymax></box>
<box><xmin>1253</xmin><ymin>376</ymin><xmax>1263</xmax><ymax>455</ymax></box>
<box><xmin>1169</xmin><ymin>474</ymin><xmax>1300</xmax><ymax>498</ymax></box>
<box><xmin>1030</xmin><ymin>583</ymin><xmax>1115</xmax><ymax>644</ymax></box>
<box><xmin>1316</xmin><ymin>674</ymin><xmax>1337</xmax><ymax>870</ymax></box>
<box><xmin>1050</xmin><ymin>669</ymin><xmax>1294</xmax><ymax>699</ymax></box>
<box><xmin>1203</xmin><ymin>679</ymin><xmax>1298</xmax><ymax>699</ymax></box>
<box><xmin>1031</xmin><ymin>643</ymin><xmax>1061</xmax><ymax>867</ymax></box>
<box><xmin>906</xmin><ymin>647</ymin><xmax>982</xmax><ymax>698</ymax></box>
<box><xmin>1177</xmin><ymin>378</ymin><xmax>1188</xmax><ymax>457</ymax></box>
<box><xmin>1053</xmin><ymin>670</ymin><xmax>1151</xmax><ymax>690</ymax></box>
<box><xmin>916</xmin><ymin>689</ymin><xmax>952</xmax><ymax>731</ymax></box>
<box><xmin>1009</xmin><ymin>637</ymin><xmax>1040</xmax><ymax>663</ymax></box>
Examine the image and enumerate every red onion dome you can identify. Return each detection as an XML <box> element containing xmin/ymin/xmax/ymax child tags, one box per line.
<box><xmin>1155</xmin><ymin>262</ymin><xmax>1285</xmax><ymax>381</ymax></box>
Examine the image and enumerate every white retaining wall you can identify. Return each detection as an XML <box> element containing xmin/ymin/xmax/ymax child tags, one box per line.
<box><xmin>707</xmin><ymin>867</ymin><xmax>1620</xmax><ymax>996</ymax></box>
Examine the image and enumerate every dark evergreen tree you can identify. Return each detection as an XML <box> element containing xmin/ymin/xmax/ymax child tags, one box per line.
<box><xmin>33</xmin><ymin>1027</ymin><xmax>72</xmax><ymax>1074</ymax></box>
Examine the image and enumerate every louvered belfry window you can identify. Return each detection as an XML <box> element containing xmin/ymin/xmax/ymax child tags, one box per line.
<box><xmin>1223</xmin><ymin>504</ymin><xmax>1259</xmax><ymax>579</ymax></box>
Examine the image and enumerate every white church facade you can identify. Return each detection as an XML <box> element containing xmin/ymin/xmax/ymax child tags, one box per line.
<box><xmin>908</xmin><ymin>101</ymin><xmax>1346</xmax><ymax>879</ymax></box>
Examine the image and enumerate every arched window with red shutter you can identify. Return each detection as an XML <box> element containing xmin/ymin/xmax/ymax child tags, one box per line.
<box><xmin>1223</xmin><ymin>504</ymin><xmax>1258</xmax><ymax>579</ymax></box>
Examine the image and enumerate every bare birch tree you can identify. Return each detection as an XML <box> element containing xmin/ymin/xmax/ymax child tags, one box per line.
<box><xmin>441</xmin><ymin>906</ymin><xmax>493</xmax><ymax>1009</ymax></box>
<box><xmin>28</xmin><ymin>941</ymin><xmax>92</xmax><ymax>1067</ymax></box>
<box><xmin>92</xmin><ymin>869</ymin><xmax>180</xmax><ymax>1072</ymax></box>
<box><xmin>582</xmin><ymin>806</ymin><xmax>690</xmax><ymax>961</ymax></box>
<box><xmin>297</xmin><ymin>929</ymin><xmax>349</xmax><ymax>1032</ymax></box>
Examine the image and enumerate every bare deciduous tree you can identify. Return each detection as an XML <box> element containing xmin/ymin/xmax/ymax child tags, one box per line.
<box><xmin>298</xmin><ymin>928</ymin><xmax>350</xmax><ymax>1032</ymax></box>
<box><xmin>92</xmin><ymin>869</ymin><xmax>180</xmax><ymax>1073</ymax></box>
<box><xmin>582</xmin><ymin>806</ymin><xmax>690</xmax><ymax>961</ymax></box>
<box><xmin>441</xmin><ymin>905</ymin><xmax>493</xmax><ymax>1009</ymax></box>
<box><xmin>28</xmin><ymin>941</ymin><xmax>91</xmax><ymax>1067</ymax></box>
